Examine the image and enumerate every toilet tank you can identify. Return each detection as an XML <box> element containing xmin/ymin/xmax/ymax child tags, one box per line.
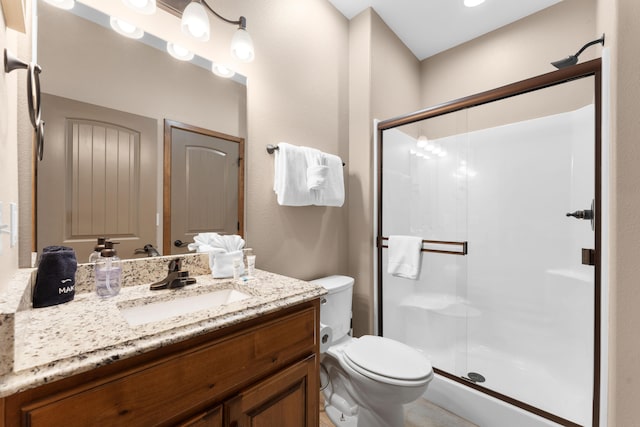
<box><xmin>311</xmin><ymin>275</ymin><xmax>354</xmax><ymax>342</ymax></box>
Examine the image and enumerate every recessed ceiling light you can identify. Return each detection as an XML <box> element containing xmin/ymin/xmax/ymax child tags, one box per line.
<box><xmin>464</xmin><ymin>0</ymin><xmax>485</xmax><ymax>7</ymax></box>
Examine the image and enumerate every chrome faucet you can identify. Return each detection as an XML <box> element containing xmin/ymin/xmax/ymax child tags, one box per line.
<box><xmin>149</xmin><ymin>258</ymin><xmax>196</xmax><ymax>290</ymax></box>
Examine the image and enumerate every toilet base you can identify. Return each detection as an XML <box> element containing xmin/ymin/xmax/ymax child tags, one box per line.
<box><xmin>325</xmin><ymin>404</ymin><xmax>357</xmax><ymax>427</ymax></box>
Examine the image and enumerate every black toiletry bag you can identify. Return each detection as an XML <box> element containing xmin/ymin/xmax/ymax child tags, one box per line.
<box><xmin>33</xmin><ymin>246</ymin><xmax>78</xmax><ymax>308</ymax></box>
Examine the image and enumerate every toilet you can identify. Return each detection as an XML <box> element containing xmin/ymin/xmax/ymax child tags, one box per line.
<box><xmin>312</xmin><ymin>275</ymin><xmax>433</xmax><ymax>427</ymax></box>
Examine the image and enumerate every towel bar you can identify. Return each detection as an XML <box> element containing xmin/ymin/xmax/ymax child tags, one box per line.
<box><xmin>378</xmin><ymin>236</ymin><xmax>468</xmax><ymax>256</ymax></box>
<box><xmin>266</xmin><ymin>144</ymin><xmax>346</xmax><ymax>166</ymax></box>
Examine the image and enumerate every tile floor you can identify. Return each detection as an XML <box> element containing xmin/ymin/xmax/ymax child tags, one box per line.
<box><xmin>319</xmin><ymin>397</ymin><xmax>478</xmax><ymax>427</ymax></box>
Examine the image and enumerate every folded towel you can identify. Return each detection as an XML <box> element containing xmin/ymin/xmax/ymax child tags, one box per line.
<box><xmin>188</xmin><ymin>232</ymin><xmax>245</xmax><ymax>253</ymax></box>
<box><xmin>273</xmin><ymin>143</ymin><xmax>314</xmax><ymax>206</ymax></box>
<box><xmin>315</xmin><ymin>153</ymin><xmax>345</xmax><ymax>207</ymax></box>
<box><xmin>209</xmin><ymin>250</ymin><xmax>244</xmax><ymax>278</ymax></box>
<box><xmin>304</xmin><ymin>146</ymin><xmax>329</xmax><ymax>190</ymax></box>
<box><xmin>33</xmin><ymin>246</ymin><xmax>78</xmax><ymax>308</ymax></box>
<box><xmin>188</xmin><ymin>233</ymin><xmax>246</xmax><ymax>278</ymax></box>
<box><xmin>387</xmin><ymin>235</ymin><xmax>422</xmax><ymax>280</ymax></box>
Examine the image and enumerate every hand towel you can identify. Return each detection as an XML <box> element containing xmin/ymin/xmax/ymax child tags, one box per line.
<box><xmin>304</xmin><ymin>146</ymin><xmax>329</xmax><ymax>190</ymax></box>
<box><xmin>315</xmin><ymin>153</ymin><xmax>345</xmax><ymax>207</ymax></box>
<box><xmin>187</xmin><ymin>233</ymin><xmax>245</xmax><ymax>253</ymax></box>
<box><xmin>187</xmin><ymin>233</ymin><xmax>246</xmax><ymax>278</ymax></box>
<box><xmin>209</xmin><ymin>250</ymin><xmax>245</xmax><ymax>278</ymax></box>
<box><xmin>33</xmin><ymin>246</ymin><xmax>78</xmax><ymax>308</ymax></box>
<box><xmin>387</xmin><ymin>235</ymin><xmax>422</xmax><ymax>280</ymax></box>
<box><xmin>273</xmin><ymin>142</ymin><xmax>313</xmax><ymax>206</ymax></box>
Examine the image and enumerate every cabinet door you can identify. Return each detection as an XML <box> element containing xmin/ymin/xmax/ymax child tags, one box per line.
<box><xmin>226</xmin><ymin>355</ymin><xmax>318</xmax><ymax>427</ymax></box>
<box><xmin>178</xmin><ymin>405</ymin><xmax>222</xmax><ymax>427</ymax></box>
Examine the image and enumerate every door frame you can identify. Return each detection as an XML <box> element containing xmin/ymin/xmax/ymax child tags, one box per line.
<box><xmin>376</xmin><ymin>59</ymin><xmax>602</xmax><ymax>427</ymax></box>
<box><xmin>163</xmin><ymin>119</ymin><xmax>245</xmax><ymax>255</ymax></box>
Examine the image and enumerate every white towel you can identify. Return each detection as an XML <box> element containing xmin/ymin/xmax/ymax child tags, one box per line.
<box><xmin>209</xmin><ymin>250</ymin><xmax>244</xmax><ymax>278</ymax></box>
<box><xmin>273</xmin><ymin>143</ymin><xmax>313</xmax><ymax>206</ymax></box>
<box><xmin>387</xmin><ymin>235</ymin><xmax>422</xmax><ymax>280</ymax></box>
<box><xmin>272</xmin><ymin>142</ymin><xmax>345</xmax><ymax>207</ymax></box>
<box><xmin>187</xmin><ymin>233</ymin><xmax>246</xmax><ymax>278</ymax></box>
<box><xmin>315</xmin><ymin>153</ymin><xmax>344</xmax><ymax>207</ymax></box>
<box><xmin>304</xmin><ymin>147</ymin><xmax>329</xmax><ymax>190</ymax></box>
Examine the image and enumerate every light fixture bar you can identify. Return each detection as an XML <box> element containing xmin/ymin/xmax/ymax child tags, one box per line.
<box><xmin>199</xmin><ymin>0</ymin><xmax>245</xmax><ymax>28</ymax></box>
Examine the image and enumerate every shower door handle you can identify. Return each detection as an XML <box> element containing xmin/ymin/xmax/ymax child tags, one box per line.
<box><xmin>582</xmin><ymin>248</ymin><xmax>596</xmax><ymax>266</ymax></box>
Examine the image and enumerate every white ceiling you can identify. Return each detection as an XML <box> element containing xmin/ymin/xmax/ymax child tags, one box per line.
<box><xmin>326</xmin><ymin>0</ymin><xmax>562</xmax><ymax>60</ymax></box>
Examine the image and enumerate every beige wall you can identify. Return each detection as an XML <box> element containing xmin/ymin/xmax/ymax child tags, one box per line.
<box><xmin>243</xmin><ymin>0</ymin><xmax>350</xmax><ymax>280</ymax></box>
<box><xmin>603</xmin><ymin>0</ymin><xmax>640</xmax><ymax>425</ymax></box>
<box><xmin>0</xmin><ymin>1</ymin><xmax>31</xmax><ymax>293</ymax></box>
<box><xmin>421</xmin><ymin>0</ymin><xmax>598</xmax><ymax>106</ymax></box>
<box><xmin>347</xmin><ymin>8</ymin><xmax>421</xmax><ymax>335</ymax></box>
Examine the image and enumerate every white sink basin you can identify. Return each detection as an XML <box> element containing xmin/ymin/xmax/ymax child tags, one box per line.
<box><xmin>120</xmin><ymin>289</ymin><xmax>251</xmax><ymax>327</ymax></box>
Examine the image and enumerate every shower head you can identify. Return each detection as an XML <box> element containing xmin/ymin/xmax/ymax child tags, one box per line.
<box><xmin>551</xmin><ymin>34</ymin><xmax>605</xmax><ymax>69</ymax></box>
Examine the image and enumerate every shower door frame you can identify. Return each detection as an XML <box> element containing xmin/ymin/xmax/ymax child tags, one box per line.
<box><xmin>376</xmin><ymin>58</ymin><xmax>602</xmax><ymax>427</ymax></box>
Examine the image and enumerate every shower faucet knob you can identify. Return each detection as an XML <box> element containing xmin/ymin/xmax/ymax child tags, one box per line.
<box><xmin>566</xmin><ymin>209</ymin><xmax>593</xmax><ymax>220</ymax></box>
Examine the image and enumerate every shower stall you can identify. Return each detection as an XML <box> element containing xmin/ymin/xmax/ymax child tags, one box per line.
<box><xmin>376</xmin><ymin>61</ymin><xmax>602</xmax><ymax>427</ymax></box>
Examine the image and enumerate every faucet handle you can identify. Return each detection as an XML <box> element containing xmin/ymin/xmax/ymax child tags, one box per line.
<box><xmin>168</xmin><ymin>258</ymin><xmax>182</xmax><ymax>272</ymax></box>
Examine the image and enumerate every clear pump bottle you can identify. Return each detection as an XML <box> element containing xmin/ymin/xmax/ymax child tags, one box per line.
<box><xmin>89</xmin><ymin>237</ymin><xmax>107</xmax><ymax>263</ymax></box>
<box><xmin>95</xmin><ymin>241</ymin><xmax>122</xmax><ymax>297</ymax></box>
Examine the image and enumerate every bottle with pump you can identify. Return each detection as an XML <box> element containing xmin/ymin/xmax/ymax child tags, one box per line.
<box><xmin>89</xmin><ymin>237</ymin><xmax>107</xmax><ymax>263</ymax></box>
<box><xmin>95</xmin><ymin>241</ymin><xmax>122</xmax><ymax>297</ymax></box>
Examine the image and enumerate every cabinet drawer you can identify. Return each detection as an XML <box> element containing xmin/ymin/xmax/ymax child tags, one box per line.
<box><xmin>21</xmin><ymin>306</ymin><xmax>317</xmax><ymax>427</ymax></box>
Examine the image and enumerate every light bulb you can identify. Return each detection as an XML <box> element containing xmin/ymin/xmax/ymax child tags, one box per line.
<box><xmin>122</xmin><ymin>0</ymin><xmax>156</xmax><ymax>14</ymax></box>
<box><xmin>110</xmin><ymin>17</ymin><xmax>144</xmax><ymax>39</ymax></box>
<box><xmin>464</xmin><ymin>0</ymin><xmax>485</xmax><ymax>7</ymax></box>
<box><xmin>417</xmin><ymin>135</ymin><xmax>428</xmax><ymax>148</ymax></box>
<box><xmin>167</xmin><ymin>42</ymin><xmax>194</xmax><ymax>61</ymax></box>
<box><xmin>211</xmin><ymin>63</ymin><xmax>236</xmax><ymax>78</ymax></box>
<box><xmin>231</xmin><ymin>28</ymin><xmax>255</xmax><ymax>62</ymax></box>
<box><xmin>181</xmin><ymin>1</ymin><xmax>210</xmax><ymax>41</ymax></box>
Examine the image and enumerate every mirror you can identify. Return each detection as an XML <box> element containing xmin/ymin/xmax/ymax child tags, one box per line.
<box><xmin>36</xmin><ymin>0</ymin><xmax>247</xmax><ymax>260</ymax></box>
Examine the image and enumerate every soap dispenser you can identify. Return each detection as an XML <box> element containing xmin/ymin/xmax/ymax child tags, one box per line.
<box><xmin>95</xmin><ymin>241</ymin><xmax>122</xmax><ymax>297</ymax></box>
<box><xmin>89</xmin><ymin>237</ymin><xmax>107</xmax><ymax>263</ymax></box>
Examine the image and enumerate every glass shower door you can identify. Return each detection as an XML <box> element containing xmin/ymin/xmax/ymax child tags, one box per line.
<box><xmin>379</xmin><ymin>74</ymin><xmax>599</xmax><ymax>427</ymax></box>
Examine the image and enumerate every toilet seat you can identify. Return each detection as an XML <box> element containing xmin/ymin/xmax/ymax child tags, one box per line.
<box><xmin>342</xmin><ymin>335</ymin><xmax>433</xmax><ymax>387</ymax></box>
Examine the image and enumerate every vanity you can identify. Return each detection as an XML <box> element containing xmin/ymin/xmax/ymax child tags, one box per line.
<box><xmin>0</xmin><ymin>254</ymin><xmax>325</xmax><ymax>426</ymax></box>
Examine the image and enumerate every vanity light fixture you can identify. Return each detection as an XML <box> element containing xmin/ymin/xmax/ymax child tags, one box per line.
<box><xmin>42</xmin><ymin>0</ymin><xmax>75</xmax><ymax>10</ymax></box>
<box><xmin>122</xmin><ymin>0</ymin><xmax>157</xmax><ymax>15</ymax></box>
<box><xmin>464</xmin><ymin>0</ymin><xmax>485</xmax><ymax>7</ymax></box>
<box><xmin>181</xmin><ymin>0</ymin><xmax>255</xmax><ymax>62</ymax></box>
<box><xmin>110</xmin><ymin>16</ymin><xmax>144</xmax><ymax>39</ymax></box>
<box><xmin>167</xmin><ymin>42</ymin><xmax>194</xmax><ymax>61</ymax></box>
<box><xmin>211</xmin><ymin>62</ymin><xmax>235</xmax><ymax>78</ymax></box>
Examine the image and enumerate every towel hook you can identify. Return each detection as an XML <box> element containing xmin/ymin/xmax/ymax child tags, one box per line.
<box><xmin>5</xmin><ymin>49</ymin><xmax>45</xmax><ymax>160</ymax></box>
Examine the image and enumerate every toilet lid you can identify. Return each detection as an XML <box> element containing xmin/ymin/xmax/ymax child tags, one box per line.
<box><xmin>343</xmin><ymin>335</ymin><xmax>432</xmax><ymax>381</ymax></box>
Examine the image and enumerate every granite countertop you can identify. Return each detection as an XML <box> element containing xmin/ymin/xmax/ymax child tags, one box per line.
<box><xmin>0</xmin><ymin>256</ymin><xmax>326</xmax><ymax>398</ymax></box>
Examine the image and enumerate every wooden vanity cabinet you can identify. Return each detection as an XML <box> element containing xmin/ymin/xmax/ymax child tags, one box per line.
<box><xmin>1</xmin><ymin>299</ymin><xmax>320</xmax><ymax>427</ymax></box>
